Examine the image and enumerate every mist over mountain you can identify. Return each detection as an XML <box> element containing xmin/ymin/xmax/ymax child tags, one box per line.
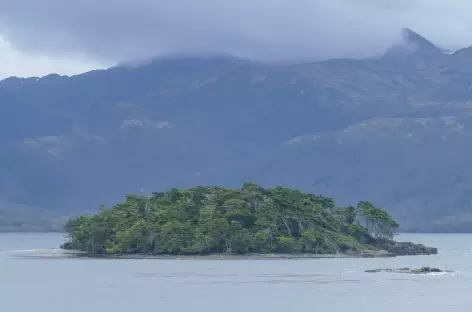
<box><xmin>2</xmin><ymin>29</ymin><xmax>472</xmax><ymax>231</ymax></box>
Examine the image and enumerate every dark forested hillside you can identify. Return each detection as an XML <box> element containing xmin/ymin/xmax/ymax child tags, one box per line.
<box><xmin>3</xmin><ymin>29</ymin><xmax>472</xmax><ymax>231</ymax></box>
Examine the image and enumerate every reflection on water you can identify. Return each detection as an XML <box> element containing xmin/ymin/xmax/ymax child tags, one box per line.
<box><xmin>0</xmin><ymin>233</ymin><xmax>470</xmax><ymax>312</ymax></box>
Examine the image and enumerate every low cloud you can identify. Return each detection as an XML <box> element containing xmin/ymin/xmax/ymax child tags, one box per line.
<box><xmin>1</xmin><ymin>0</ymin><xmax>472</xmax><ymax>77</ymax></box>
<box><xmin>0</xmin><ymin>37</ymin><xmax>104</xmax><ymax>78</ymax></box>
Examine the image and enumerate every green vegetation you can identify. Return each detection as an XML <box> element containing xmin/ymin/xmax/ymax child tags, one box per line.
<box><xmin>62</xmin><ymin>183</ymin><xmax>402</xmax><ymax>255</ymax></box>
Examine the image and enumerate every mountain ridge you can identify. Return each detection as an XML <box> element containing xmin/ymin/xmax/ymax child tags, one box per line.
<box><xmin>2</xmin><ymin>29</ymin><xmax>472</xmax><ymax>231</ymax></box>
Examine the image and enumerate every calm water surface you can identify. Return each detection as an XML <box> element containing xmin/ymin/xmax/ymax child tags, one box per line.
<box><xmin>1</xmin><ymin>233</ymin><xmax>471</xmax><ymax>312</ymax></box>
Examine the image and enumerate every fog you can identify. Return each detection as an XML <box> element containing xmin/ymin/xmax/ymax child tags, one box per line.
<box><xmin>1</xmin><ymin>0</ymin><xmax>472</xmax><ymax>77</ymax></box>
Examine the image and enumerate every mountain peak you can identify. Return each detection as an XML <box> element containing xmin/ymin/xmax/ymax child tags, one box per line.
<box><xmin>381</xmin><ymin>28</ymin><xmax>443</xmax><ymax>65</ymax></box>
<box><xmin>402</xmin><ymin>28</ymin><xmax>424</xmax><ymax>41</ymax></box>
<box><xmin>401</xmin><ymin>28</ymin><xmax>439</xmax><ymax>51</ymax></box>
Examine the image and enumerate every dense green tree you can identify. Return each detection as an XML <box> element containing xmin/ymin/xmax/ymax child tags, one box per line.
<box><xmin>356</xmin><ymin>201</ymin><xmax>399</xmax><ymax>240</ymax></box>
<box><xmin>62</xmin><ymin>184</ymin><xmax>401</xmax><ymax>255</ymax></box>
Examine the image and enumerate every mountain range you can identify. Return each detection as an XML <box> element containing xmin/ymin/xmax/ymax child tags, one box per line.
<box><xmin>2</xmin><ymin>28</ymin><xmax>472</xmax><ymax>232</ymax></box>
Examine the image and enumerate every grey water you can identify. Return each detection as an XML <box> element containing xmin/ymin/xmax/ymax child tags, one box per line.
<box><xmin>1</xmin><ymin>233</ymin><xmax>470</xmax><ymax>312</ymax></box>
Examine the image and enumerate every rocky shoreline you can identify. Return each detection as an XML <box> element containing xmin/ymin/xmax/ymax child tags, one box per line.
<box><xmin>62</xmin><ymin>240</ymin><xmax>437</xmax><ymax>260</ymax></box>
<box><xmin>371</xmin><ymin>241</ymin><xmax>438</xmax><ymax>257</ymax></box>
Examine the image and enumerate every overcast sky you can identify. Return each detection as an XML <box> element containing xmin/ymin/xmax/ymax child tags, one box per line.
<box><xmin>1</xmin><ymin>0</ymin><xmax>472</xmax><ymax>78</ymax></box>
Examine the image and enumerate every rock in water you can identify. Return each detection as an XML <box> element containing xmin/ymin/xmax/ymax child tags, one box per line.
<box><xmin>408</xmin><ymin>266</ymin><xmax>443</xmax><ymax>274</ymax></box>
<box><xmin>365</xmin><ymin>266</ymin><xmax>449</xmax><ymax>274</ymax></box>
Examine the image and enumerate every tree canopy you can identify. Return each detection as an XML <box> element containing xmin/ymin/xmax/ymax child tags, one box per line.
<box><xmin>62</xmin><ymin>183</ymin><xmax>400</xmax><ymax>255</ymax></box>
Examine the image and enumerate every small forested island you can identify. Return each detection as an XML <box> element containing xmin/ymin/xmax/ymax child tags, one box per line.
<box><xmin>62</xmin><ymin>183</ymin><xmax>437</xmax><ymax>257</ymax></box>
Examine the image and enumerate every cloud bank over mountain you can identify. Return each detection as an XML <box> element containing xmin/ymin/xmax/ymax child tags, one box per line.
<box><xmin>1</xmin><ymin>0</ymin><xmax>472</xmax><ymax>77</ymax></box>
<box><xmin>0</xmin><ymin>37</ymin><xmax>103</xmax><ymax>78</ymax></box>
